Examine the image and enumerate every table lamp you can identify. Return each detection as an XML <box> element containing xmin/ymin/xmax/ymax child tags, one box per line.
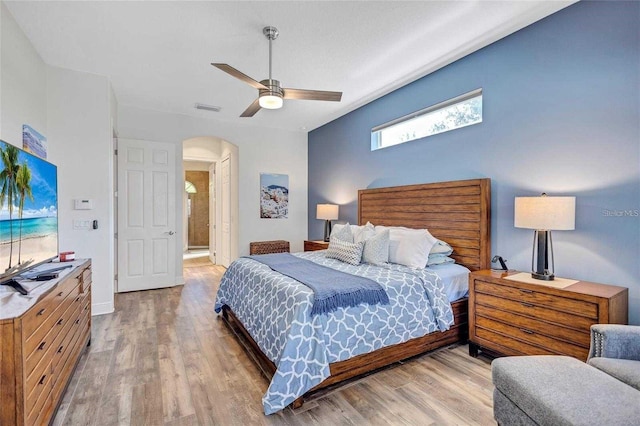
<box><xmin>316</xmin><ymin>204</ymin><xmax>339</xmax><ymax>242</ymax></box>
<box><xmin>514</xmin><ymin>193</ymin><xmax>575</xmax><ymax>281</ymax></box>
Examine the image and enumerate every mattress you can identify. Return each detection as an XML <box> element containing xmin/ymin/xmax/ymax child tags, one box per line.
<box><xmin>429</xmin><ymin>262</ymin><xmax>471</xmax><ymax>302</ymax></box>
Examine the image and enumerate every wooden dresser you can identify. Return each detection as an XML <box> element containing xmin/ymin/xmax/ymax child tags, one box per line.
<box><xmin>0</xmin><ymin>259</ymin><xmax>92</xmax><ymax>426</ymax></box>
<box><xmin>304</xmin><ymin>240</ymin><xmax>329</xmax><ymax>251</ymax></box>
<box><xmin>469</xmin><ymin>270</ymin><xmax>627</xmax><ymax>361</ymax></box>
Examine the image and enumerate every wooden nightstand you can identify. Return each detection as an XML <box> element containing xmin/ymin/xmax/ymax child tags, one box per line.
<box><xmin>468</xmin><ymin>270</ymin><xmax>628</xmax><ymax>361</ymax></box>
<box><xmin>304</xmin><ymin>240</ymin><xmax>329</xmax><ymax>251</ymax></box>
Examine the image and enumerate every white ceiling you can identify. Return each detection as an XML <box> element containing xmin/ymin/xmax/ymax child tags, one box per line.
<box><xmin>5</xmin><ymin>1</ymin><xmax>574</xmax><ymax>132</ymax></box>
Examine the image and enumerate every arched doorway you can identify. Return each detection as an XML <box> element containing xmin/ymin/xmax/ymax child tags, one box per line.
<box><xmin>182</xmin><ymin>136</ymin><xmax>239</xmax><ymax>268</ymax></box>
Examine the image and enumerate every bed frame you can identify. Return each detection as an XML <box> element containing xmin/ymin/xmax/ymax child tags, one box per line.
<box><xmin>221</xmin><ymin>178</ymin><xmax>491</xmax><ymax>409</ymax></box>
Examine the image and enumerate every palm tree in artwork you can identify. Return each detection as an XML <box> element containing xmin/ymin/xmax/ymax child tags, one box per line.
<box><xmin>16</xmin><ymin>161</ymin><xmax>33</xmax><ymax>265</ymax></box>
<box><xmin>0</xmin><ymin>145</ymin><xmax>21</xmax><ymax>270</ymax></box>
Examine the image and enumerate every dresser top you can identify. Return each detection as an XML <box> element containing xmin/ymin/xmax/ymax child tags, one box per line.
<box><xmin>471</xmin><ymin>269</ymin><xmax>628</xmax><ymax>299</ymax></box>
<box><xmin>0</xmin><ymin>259</ymin><xmax>89</xmax><ymax>321</ymax></box>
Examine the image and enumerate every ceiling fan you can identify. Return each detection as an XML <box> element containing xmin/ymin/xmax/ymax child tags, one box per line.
<box><xmin>211</xmin><ymin>26</ymin><xmax>342</xmax><ymax>117</ymax></box>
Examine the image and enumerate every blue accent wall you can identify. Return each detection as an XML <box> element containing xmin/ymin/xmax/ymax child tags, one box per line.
<box><xmin>308</xmin><ymin>2</ymin><xmax>640</xmax><ymax>324</ymax></box>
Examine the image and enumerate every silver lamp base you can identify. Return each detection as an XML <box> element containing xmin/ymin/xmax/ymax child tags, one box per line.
<box><xmin>531</xmin><ymin>230</ymin><xmax>555</xmax><ymax>281</ymax></box>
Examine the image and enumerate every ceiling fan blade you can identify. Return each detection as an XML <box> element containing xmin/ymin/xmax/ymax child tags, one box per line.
<box><xmin>211</xmin><ymin>63</ymin><xmax>268</xmax><ymax>90</ymax></box>
<box><xmin>283</xmin><ymin>88</ymin><xmax>342</xmax><ymax>102</ymax></box>
<box><xmin>240</xmin><ymin>99</ymin><xmax>261</xmax><ymax>117</ymax></box>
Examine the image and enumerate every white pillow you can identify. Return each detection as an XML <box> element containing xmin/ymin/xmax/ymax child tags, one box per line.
<box><xmin>427</xmin><ymin>254</ymin><xmax>455</xmax><ymax>266</ymax></box>
<box><xmin>353</xmin><ymin>222</ymin><xmax>375</xmax><ymax>244</ymax></box>
<box><xmin>430</xmin><ymin>238</ymin><xmax>454</xmax><ymax>256</ymax></box>
<box><xmin>326</xmin><ymin>238</ymin><xmax>364</xmax><ymax>266</ymax></box>
<box><xmin>330</xmin><ymin>223</ymin><xmax>354</xmax><ymax>243</ymax></box>
<box><xmin>375</xmin><ymin>226</ymin><xmax>437</xmax><ymax>268</ymax></box>
<box><xmin>362</xmin><ymin>228</ymin><xmax>390</xmax><ymax>265</ymax></box>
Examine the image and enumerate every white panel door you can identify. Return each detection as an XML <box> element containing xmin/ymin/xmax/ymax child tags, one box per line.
<box><xmin>117</xmin><ymin>139</ymin><xmax>176</xmax><ymax>292</ymax></box>
<box><xmin>220</xmin><ymin>156</ymin><xmax>231</xmax><ymax>267</ymax></box>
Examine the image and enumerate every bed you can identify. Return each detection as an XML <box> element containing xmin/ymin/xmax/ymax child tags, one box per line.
<box><xmin>215</xmin><ymin>178</ymin><xmax>491</xmax><ymax>414</ymax></box>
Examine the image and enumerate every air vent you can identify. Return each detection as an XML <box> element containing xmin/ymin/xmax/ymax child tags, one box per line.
<box><xmin>194</xmin><ymin>103</ymin><xmax>221</xmax><ymax>112</ymax></box>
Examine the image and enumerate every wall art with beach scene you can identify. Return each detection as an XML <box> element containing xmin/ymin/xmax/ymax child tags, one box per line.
<box><xmin>0</xmin><ymin>140</ymin><xmax>58</xmax><ymax>278</ymax></box>
<box><xmin>260</xmin><ymin>173</ymin><xmax>288</xmax><ymax>219</ymax></box>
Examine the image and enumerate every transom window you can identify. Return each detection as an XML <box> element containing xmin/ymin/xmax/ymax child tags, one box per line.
<box><xmin>371</xmin><ymin>88</ymin><xmax>483</xmax><ymax>151</ymax></box>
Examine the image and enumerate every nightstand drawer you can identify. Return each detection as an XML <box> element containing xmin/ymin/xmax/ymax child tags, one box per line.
<box><xmin>475</xmin><ymin>304</ymin><xmax>591</xmax><ymax>348</ymax></box>
<box><xmin>475</xmin><ymin>293</ymin><xmax>596</xmax><ymax>332</ymax></box>
<box><xmin>474</xmin><ymin>280</ymin><xmax>598</xmax><ymax>318</ymax></box>
<box><xmin>476</xmin><ymin>316</ymin><xmax>588</xmax><ymax>359</ymax></box>
<box><xmin>475</xmin><ymin>327</ymin><xmax>556</xmax><ymax>357</ymax></box>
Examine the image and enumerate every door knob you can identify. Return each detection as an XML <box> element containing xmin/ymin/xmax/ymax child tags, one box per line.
<box><xmin>165</xmin><ymin>231</ymin><xmax>175</xmax><ymax>235</ymax></box>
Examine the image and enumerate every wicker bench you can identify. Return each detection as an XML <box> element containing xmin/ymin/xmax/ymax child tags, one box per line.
<box><xmin>249</xmin><ymin>240</ymin><xmax>290</xmax><ymax>255</ymax></box>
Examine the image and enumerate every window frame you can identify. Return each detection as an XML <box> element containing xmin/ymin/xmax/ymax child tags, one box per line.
<box><xmin>371</xmin><ymin>88</ymin><xmax>483</xmax><ymax>151</ymax></box>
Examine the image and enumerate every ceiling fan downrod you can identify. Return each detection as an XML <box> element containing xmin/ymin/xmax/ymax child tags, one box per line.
<box><xmin>263</xmin><ymin>26</ymin><xmax>278</xmax><ymax>81</ymax></box>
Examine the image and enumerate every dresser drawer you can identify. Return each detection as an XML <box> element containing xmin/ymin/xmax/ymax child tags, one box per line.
<box><xmin>51</xmin><ymin>297</ymin><xmax>84</xmax><ymax>374</ymax></box>
<box><xmin>475</xmin><ymin>304</ymin><xmax>591</xmax><ymax>348</ymax></box>
<box><xmin>79</xmin><ymin>267</ymin><xmax>91</xmax><ymax>295</ymax></box>
<box><xmin>476</xmin><ymin>316</ymin><xmax>588</xmax><ymax>360</ymax></box>
<box><xmin>24</xmin><ymin>341</ymin><xmax>54</xmax><ymax>403</ymax></box>
<box><xmin>24</xmin><ymin>280</ymin><xmax>82</xmax><ymax>377</ymax></box>
<box><xmin>475</xmin><ymin>293</ymin><xmax>596</xmax><ymax>332</ymax></box>
<box><xmin>21</xmin><ymin>269</ymin><xmax>82</xmax><ymax>338</ymax></box>
<box><xmin>474</xmin><ymin>280</ymin><xmax>598</xmax><ymax>319</ymax></box>
<box><xmin>475</xmin><ymin>327</ymin><xmax>557</xmax><ymax>357</ymax></box>
<box><xmin>25</xmin><ymin>359</ymin><xmax>53</xmax><ymax>424</ymax></box>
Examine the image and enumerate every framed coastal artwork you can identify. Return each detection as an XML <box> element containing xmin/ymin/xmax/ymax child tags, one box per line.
<box><xmin>22</xmin><ymin>124</ymin><xmax>47</xmax><ymax>159</ymax></box>
<box><xmin>260</xmin><ymin>173</ymin><xmax>288</xmax><ymax>219</ymax></box>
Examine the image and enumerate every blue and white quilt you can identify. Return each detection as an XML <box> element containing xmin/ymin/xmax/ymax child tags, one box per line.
<box><xmin>214</xmin><ymin>251</ymin><xmax>453</xmax><ymax>415</ymax></box>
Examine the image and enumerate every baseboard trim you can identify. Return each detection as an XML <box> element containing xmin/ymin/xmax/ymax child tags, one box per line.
<box><xmin>92</xmin><ymin>301</ymin><xmax>114</xmax><ymax>316</ymax></box>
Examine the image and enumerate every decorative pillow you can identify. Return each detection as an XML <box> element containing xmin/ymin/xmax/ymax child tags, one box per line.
<box><xmin>362</xmin><ymin>228</ymin><xmax>390</xmax><ymax>265</ymax></box>
<box><xmin>353</xmin><ymin>222</ymin><xmax>375</xmax><ymax>244</ymax></box>
<box><xmin>330</xmin><ymin>223</ymin><xmax>354</xmax><ymax>243</ymax></box>
<box><xmin>427</xmin><ymin>254</ymin><xmax>455</xmax><ymax>266</ymax></box>
<box><xmin>326</xmin><ymin>238</ymin><xmax>364</xmax><ymax>266</ymax></box>
<box><xmin>375</xmin><ymin>226</ymin><xmax>437</xmax><ymax>268</ymax></box>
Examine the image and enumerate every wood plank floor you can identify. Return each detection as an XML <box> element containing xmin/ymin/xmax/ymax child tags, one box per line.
<box><xmin>53</xmin><ymin>258</ymin><xmax>496</xmax><ymax>425</ymax></box>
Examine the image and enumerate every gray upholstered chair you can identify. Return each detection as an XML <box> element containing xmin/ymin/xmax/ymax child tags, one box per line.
<box><xmin>492</xmin><ymin>324</ymin><xmax>640</xmax><ymax>425</ymax></box>
<box><xmin>587</xmin><ymin>324</ymin><xmax>640</xmax><ymax>391</ymax></box>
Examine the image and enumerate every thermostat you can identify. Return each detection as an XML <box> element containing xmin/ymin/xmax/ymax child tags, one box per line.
<box><xmin>74</xmin><ymin>199</ymin><xmax>93</xmax><ymax>210</ymax></box>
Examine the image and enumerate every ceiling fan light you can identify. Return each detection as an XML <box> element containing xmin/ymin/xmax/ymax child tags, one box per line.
<box><xmin>259</xmin><ymin>94</ymin><xmax>283</xmax><ymax>109</ymax></box>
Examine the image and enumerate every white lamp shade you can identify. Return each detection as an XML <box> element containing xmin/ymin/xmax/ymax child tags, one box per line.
<box><xmin>316</xmin><ymin>204</ymin><xmax>339</xmax><ymax>220</ymax></box>
<box><xmin>514</xmin><ymin>196</ymin><xmax>575</xmax><ymax>230</ymax></box>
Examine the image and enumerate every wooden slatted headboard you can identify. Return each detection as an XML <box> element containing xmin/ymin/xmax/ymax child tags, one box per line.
<box><xmin>358</xmin><ymin>178</ymin><xmax>491</xmax><ymax>271</ymax></box>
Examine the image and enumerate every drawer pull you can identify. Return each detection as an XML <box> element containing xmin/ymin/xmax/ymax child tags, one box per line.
<box><xmin>75</xmin><ymin>319</ymin><xmax>80</xmax><ymax>325</ymax></box>
<box><xmin>519</xmin><ymin>289</ymin><xmax>533</xmax><ymax>294</ymax></box>
<box><xmin>57</xmin><ymin>318</ymin><xmax>64</xmax><ymax>326</ymax></box>
<box><xmin>75</xmin><ymin>296</ymin><xmax>81</xmax><ymax>302</ymax></box>
<box><xmin>57</xmin><ymin>345</ymin><xmax>64</xmax><ymax>353</ymax></box>
<box><xmin>36</xmin><ymin>308</ymin><xmax>46</xmax><ymax>316</ymax></box>
<box><xmin>57</xmin><ymin>291</ymin><xmax>64</xmax><ymax>297</ymax></box>
<box><xmin>37</xmin><ymin>341</ymin><xmax>46</xmax><ymax>351</ymax></box>
<box><xmin>39</xmin><ymin>375</ymin><xmax>47</xmax><ymax>385</ymax></box>
<box><xmin>521</xmin><ymin>302</ymin><xmax>534</xmax><ymax>308</ymax></box>
<box><xmin>520</xmin><ymin>328</ymin><xmax>535</xmax><ymax>335</ymax></box>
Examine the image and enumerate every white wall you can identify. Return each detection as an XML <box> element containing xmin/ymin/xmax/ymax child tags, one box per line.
<box><xmin>0</xmin><ymin>1</ymin><xmax>47</xmax><ymax>144</ymax></box>
<box><xmin>1</xmin><ymin>4</ymin><xmax>116</xmax><ymax>315</ymax></box>
<box><xmin>47</xmin><ymin>66</ymin><xmax>114</xmax><ymax>315</ymax></box>
<box><xmin>118</xmin><ymin>105</ymin><xmax>308</xmax><ymax>257</ymax></box>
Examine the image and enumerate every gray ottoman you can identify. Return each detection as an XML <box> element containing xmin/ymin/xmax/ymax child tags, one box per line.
<box><xmin>492</xmin><ymin>356</ymin><xmax>640</xmax><ymax>426</ymax></box>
